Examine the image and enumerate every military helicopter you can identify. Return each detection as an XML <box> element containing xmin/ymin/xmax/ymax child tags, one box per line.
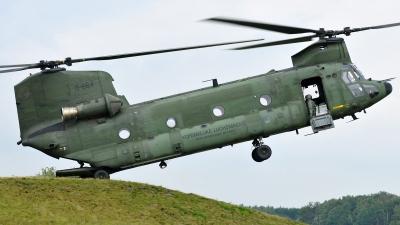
<box><xmin>1</xmin><ymin>18</ymin><xmax>397</xmax><ymax>179</ymax></box>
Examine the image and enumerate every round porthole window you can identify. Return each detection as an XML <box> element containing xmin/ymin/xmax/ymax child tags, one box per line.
<box><xmin>166</xmin><ymin>117</ymin><xmax>177</xmax><ymax>128</ymax></box>
<box><xmin>213</xmin><ymin>105</ymin><xmax>225</xmax><ymax>117</ymax></box>
<box><xmin>118</xmin><ymin>128</ymin><xmax>130</xmax><ymax>139</ymax></box>
<box><xmin>260</xmin><ymin>94</ymin><xmax>272</xmax><ymax>106</ymax></box>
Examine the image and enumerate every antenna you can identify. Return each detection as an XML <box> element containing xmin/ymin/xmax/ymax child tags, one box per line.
<box><xmin>203</xmin><ymin>79</ymin><xmax>219</xmax><ymax>87</ymax></box>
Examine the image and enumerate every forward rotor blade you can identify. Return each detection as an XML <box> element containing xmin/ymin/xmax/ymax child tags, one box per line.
<box><xmin>380</xmin><ymin>77</ymin><xmax>396</xmax><ymax>82</ymax></box>
<box><xmin>232</xmin><ymin>35</ymin><xmax>316</xmax><ymax>50</ymax></box>
<box><xmin>70</xmin><ymin>39</ymin><xmax>263</xmax><ymax>63</ymax></box>
<box><xmin>354</xmin><ymin>22</ymin><xmax>400</xmax><ymax>32</ymax></box>
<box><xmin>206</xmin><ymin>17</ymin><xmax>318</xmax><ymax>34</ymax></box>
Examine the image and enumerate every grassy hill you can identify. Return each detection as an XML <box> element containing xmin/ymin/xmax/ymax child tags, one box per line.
<box><xmin>0</xmin><ymin>177</ymin><xmax>304</xmax><ymax>225</ymax></box>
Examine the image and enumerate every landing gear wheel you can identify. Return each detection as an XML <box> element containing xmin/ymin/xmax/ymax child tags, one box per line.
<box><xmin>252</xmin><ymin>145</ymin><xmax>272</xmax><ymax>162</ymax></box>
<box><xmin>257</xmin><ymin>145</ymin><xmax>272</xmax><ymax>160</ymax></box>
<box><xmin>252</xmin><ymin>148</ymin><xmax>263</xmax><ymax>162</ymax></box>
<box><xmin>94</xmin><ymin>170</ymin><xmax>110</xmax><ymax>179</ymax></box>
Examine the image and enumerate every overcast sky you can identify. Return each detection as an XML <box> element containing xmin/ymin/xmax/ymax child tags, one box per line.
<box><xmin>0</xmin><ymin>0</ymin><xmax>399</xmax><ymax>208</ymax></box>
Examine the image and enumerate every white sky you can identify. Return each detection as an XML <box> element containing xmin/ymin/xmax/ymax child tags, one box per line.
<box><xmin>0</xmin><ymin>0</ymin><xmax>399</xmax><ymax>208</ymax></box>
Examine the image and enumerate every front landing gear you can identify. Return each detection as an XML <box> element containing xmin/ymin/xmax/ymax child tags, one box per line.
<box><xmin>159</xmin><ymin>160</ymin><xmax>167</xmax><ymax>169</ymax></box>
<box><xmin>251</xmin><ymin>137</ymin><xmax>272</xmax><ymax>162</ymax></box>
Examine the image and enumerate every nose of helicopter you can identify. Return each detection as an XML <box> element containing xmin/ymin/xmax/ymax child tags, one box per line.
<box><xmin>384</xmin><ymin>82</ymin><xmax>392</xmax><ymax>95</ymax></box>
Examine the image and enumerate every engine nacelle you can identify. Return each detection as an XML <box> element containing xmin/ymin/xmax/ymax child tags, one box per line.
<box><xmin>61</xmin><ymin>94</ymin><xmax>123</xmax><ymax>121</ymax></box>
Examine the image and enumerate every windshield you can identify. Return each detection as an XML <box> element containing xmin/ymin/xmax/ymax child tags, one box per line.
<box><xmin>342</xmin><ymin>64</ymin><xmax>365</xmax><ymax>80</ymax></box>
<box><xmin>350</xmin><ymin>64</ymin><xmax>365</xmax><ymax>79</ymax></box>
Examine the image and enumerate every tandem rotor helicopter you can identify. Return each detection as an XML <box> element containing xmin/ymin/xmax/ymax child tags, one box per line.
<box><xmin>1</xmin><ymin>18</ymin><xmax>397</xmax><ymax>179</ymax></box>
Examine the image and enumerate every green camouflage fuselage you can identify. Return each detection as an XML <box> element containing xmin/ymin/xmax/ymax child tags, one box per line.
<box><xmin>14</xmin><ymin>38</ymin><xmax>391</xmax><ymax>172</ymax></box>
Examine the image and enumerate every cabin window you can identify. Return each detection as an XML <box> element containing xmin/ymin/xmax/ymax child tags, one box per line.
<box><xmin>118</xmin><ymin>128</ymin><xmax>130</xmax><ymax>139</ymax></box>
<box><xmin>348</xmin><ymin>84</ymin><xmax>365</xmax><ymax>97</ymax></box>
<box><xmin>213</xmin><ymin>105</ymin><xmax>225</xmax><ymax>117</ymax></box>
<box><xmin>259</xmin><ymin>95</ymin><xmax>272</xmax><ymax>106</ymax></box>
<box><xmin>166</xmin><ymin>117</ymin><xmax>177</xmax><ymax>128</ymax></box>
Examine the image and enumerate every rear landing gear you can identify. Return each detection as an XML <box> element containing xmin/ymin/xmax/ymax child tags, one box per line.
<box><xmin>56</xmin><ymin>167</ymin><xmax>113</xmax><ymax>179</ymax></box>
<box><xmin>251</xmin><ymin>137</ymin><xmax>272</xmax><ymax>162</ymax></box>
<box><xmin>77</xmin><ymin>160</ymin><xmax>84</xmax><ymax>168</ymax></box>
<box><xmin>94</xmin><ymin>170</ymin><xmax>110</xmax><ymax>179</ymax></box>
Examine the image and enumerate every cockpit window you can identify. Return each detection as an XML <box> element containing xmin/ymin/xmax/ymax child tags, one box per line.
<box><xmin>363</xmin><ymin>84</ymin><xmax>379</xmax><ymax>98</ymax></box>
<box><xmin>350</xmin><ymin>69</ymin><xmax>361</xmax><ymax>80</ymax></box>
<box><xmin>351</xmin><ymin>64</ymin><xmax>365</xmax><ymax>79</ymax></box>
<box><xmin>342</xmin><ymin>64</ymin><xmax>365</xmax><ymax>80</ymax></box>
<box><xmin>342</xmin><ymin>64</ymin><xmax>367</xmax><ymax>98</ymax></box>
<box><xmin>341</xmin><ymin>71</ymin><xmax>350</xmax><ymax>83</ymax></box>
<box><xmin>342</xmin><ymin>71</ymin><xmax>356</xmax><ymax>84</ymax></box>
<box><xmin>348</xmin><ymin>84</ymin><xmax>365</xmax><ymax>97</ymax></box>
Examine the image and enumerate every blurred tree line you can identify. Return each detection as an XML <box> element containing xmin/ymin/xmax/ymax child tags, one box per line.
<box><xmin>241</xmin><ymin>204</ymin><xmax>299</xmax><ymax>220</ymax></box>
<box><xmin>244</xmin><ymin>192</ymin><xmax>400</xmax><ymax>225</ymax></box>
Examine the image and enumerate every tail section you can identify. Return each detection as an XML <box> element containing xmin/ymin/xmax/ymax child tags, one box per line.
<box><xmin>14</xmin><ymin>69</ymin><xmax>129</xmax><ymax>152</ymax></box>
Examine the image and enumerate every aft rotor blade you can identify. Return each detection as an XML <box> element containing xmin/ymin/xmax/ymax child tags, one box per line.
<box><xmin>0</xmin><ymin>63</ymin><xmax>38</xmax><ymax>68</ymax></box>
<box><xmin>232</xmin><ymin>35</ymin><xmax>316</xmax><ymax>50</ymax></box>
<box><xmin>70</xmin><ymin>39</ymin><xmax>263</xmax><ymax>63</ymax></box>
<box><xmin>0</xmin><ymin>66</ymin><xmax>34</xmax><ymax>74</ymax></box>
<box><xmin>206</xmin><ymin>17</ymin><xmax>319</xmax><ymax>34</ymax></box>
<box><xmin>0</xmin><ymin>39</ymin><xmax>263</xmax><ymax>73</ymax></box>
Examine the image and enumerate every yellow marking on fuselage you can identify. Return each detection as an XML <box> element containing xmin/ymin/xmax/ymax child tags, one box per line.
<box><xmin>332</xmin><ymin>104</ymin><xmax>344</xmax><ymax>110</ymax></box>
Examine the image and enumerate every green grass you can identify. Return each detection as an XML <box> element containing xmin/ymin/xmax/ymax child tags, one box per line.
<box><xmin>0</xmin><ymin>177</ymin><xmax>305</xmax><ymax>225</ymax></box>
